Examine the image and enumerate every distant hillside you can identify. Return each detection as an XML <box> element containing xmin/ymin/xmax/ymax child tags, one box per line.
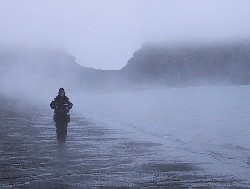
<box><xmin>121</xmin><ymin>42</ymin><xmax>250</xmax><ymax>87</ymax></box>
<box><xmin>0</xmin><ymin>46</ymin><xmax>123</xmax><ymax>98</ymax></box>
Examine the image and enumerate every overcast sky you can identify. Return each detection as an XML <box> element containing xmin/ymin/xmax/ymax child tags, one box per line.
<box><xmin>1</xmin><ymin>0</ymin><xmax>250</xmax><ymax>70</ymax></box>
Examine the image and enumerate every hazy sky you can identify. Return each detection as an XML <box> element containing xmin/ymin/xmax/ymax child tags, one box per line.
<box><xmin>1</xmin><ymin>0</ymin><xmax>250</xmax><ymax>70</ymax></box>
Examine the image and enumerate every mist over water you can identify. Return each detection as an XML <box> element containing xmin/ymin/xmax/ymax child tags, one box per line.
<box><xmin>1</xmin><ymin>41</ymin><xmax>250</xmax><ymax>108</ymax></box>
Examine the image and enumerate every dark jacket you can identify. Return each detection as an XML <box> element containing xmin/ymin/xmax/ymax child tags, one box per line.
<box><xmin>50</xmin><ymin>95</ymin><xmax>73</xmax><ymax>114</ymax></box>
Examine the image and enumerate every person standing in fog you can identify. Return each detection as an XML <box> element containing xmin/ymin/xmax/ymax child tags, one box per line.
<box><xmin>50</xmin><ymin>88</ymin><xmax>73</xmax><ymax>143</ymax></box>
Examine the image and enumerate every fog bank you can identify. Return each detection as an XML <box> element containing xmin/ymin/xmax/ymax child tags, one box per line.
<box><xmin>1</xmin><ymin>41</ymin><xmax>250</xmax><ymax>107</ymax></box>
<box><xmin>1</xmin><ymin>1</ymin><xmax>250</xmax><ymax>69</ymax></box>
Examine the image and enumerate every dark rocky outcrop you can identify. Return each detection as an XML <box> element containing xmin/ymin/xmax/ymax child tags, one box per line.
<box><xmin>121</xmin><ymin>42</ymin><xmax>250</xmax><ymax>87</ymax></box>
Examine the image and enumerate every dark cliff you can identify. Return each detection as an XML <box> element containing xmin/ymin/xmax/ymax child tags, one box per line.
<box><xmin>121</xmin><ymin>42</ymin><xmax>250</xmax><ymax>86</ymax></box>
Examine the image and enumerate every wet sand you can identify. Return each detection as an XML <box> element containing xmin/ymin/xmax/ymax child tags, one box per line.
<box><xmin>0</xmin><ymin>109</ymin><xmax>249</xmax><ymax>188</ymax></box>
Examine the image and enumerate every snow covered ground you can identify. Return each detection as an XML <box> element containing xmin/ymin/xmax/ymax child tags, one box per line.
<box><xmin>73</xmin><ymin>85</ymin><xmax>250</xmax><ymax>183</ymax></box>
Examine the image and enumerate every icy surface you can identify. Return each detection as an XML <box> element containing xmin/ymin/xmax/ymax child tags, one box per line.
<box><xmin>74</xmin><ymin>85</ymin><xmax>250</xmax><ymax>183</ymax></box>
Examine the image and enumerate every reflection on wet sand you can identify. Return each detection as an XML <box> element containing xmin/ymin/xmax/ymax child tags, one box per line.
<box><xmin>0</xmin><ymin>110</ymin><xmax>249</xmax><ymax>188</ymax></box>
